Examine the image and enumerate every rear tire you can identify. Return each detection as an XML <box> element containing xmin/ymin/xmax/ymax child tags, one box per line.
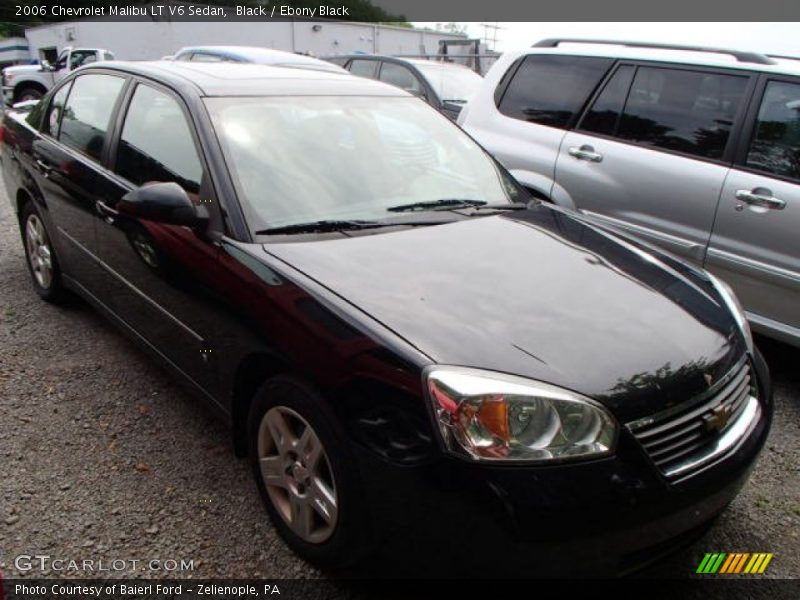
<box><xmin>247</xmin><ymin>376</ymin><xmax>371</xmax><ymax>570</ymax></box>
<box><xmin>20</xmin><ymin>202</ymin><xmax>68</xmax><ymax>304</ymax></box>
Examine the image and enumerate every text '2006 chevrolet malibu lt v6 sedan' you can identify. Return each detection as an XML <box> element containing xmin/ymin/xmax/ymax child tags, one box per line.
<box><xmin>0</xmin><ymin>61</ymin><xmax>772</xmax><ymax>576</ymax></box>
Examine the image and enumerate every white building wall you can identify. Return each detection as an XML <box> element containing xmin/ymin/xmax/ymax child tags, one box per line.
<box><xmin>22</xmin><ymin>20</ymin><xmax>464</xmax><ymax>61</ymax></box>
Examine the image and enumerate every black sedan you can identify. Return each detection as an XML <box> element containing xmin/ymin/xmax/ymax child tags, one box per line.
<box><xmin>0</xmin><ymin>60</ymin><xmax>771</xmax><ymax>576</ymax></box>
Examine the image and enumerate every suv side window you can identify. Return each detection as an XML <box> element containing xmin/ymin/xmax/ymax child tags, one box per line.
<box><xmin>348</xmin><ymin>59</ymin><xmax>379</xmax><ymax>79</ymax></box>
<box><xmin>58</xmin><ymin>73</ymin><xmax>125</xmax><ymax>161</ymax></box>
<box><xmin>745</xmin><ymin>80</ymin><xmax>800</xmax><ymax>181</ymax></box>
<box><xmin>115</xmin><ymin>84</ymin><xmax>204</xmax><ymax>194</ymax></box>
<box><xmin>616</xmin><ymin>67</ymin><xmax>748</xmax><ymax>160</ymax></box>
<box><xmin>43</xmin><ymin>81</ymin><xmax>73</xmax><ymax>137</ymax></box>
<box><xmin>579</xmin><ymin>66</ymin><xmax>635</xmax><ymax>136</ymax></box>
<box><xmin>497</xmin><ymin>55</ymin><xmax>613</xmax><ymax>129</ymax></box>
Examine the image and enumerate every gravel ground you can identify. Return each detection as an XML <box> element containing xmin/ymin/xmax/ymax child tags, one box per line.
<box><xmin>0</xmin><ymin>177</ymin><xmax>797</xmax><ymax>585</ymax></box>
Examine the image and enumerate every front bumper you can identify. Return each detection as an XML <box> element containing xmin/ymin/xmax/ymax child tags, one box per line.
<box><xmin>353</xmin><ymin>351</ymin><xmax>772</xmax><ymax>576</ymax></box>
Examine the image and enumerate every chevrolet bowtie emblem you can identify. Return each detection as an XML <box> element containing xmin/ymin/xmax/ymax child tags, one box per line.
<box><xmin>705</xmin><ymin>403</ymin><xmax>734</xmax><ymax>433</ymax></box>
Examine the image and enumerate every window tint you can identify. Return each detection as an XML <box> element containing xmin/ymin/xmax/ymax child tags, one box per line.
<box><xmin>379</xmin><ymin>62</ymin><xmax>422</xmax><ymax>93</ymax></box>
<box><xmin>190</xmin><ymin>52</ymin><xmax>227</xmax><ymax>63</ymax></box>
<box><xmin>54</xmin><ymin>51</ymin><xmax>68</xmax><ymax>71</ymax></box>
<box><xmin>580</xmin><ymin>66</ymin><xmax>634</xmax><ymax>136</ymax></box>
<box><xmin>116</xmin><ymin>84</ymin><xmax>203</xmax><ymax>194</ymax></box>
<box><xmin>59</xmin><ymin>73</ymin><xmax>125</xmax><ymax>161</ymax></box>
<box><xmin>617</xmin><ymin>67</ymin><xmax>748</xmax><ymax>160</ymax></box>
<box><xmin>498</xmin><ymin>55</ymin><xmax>613</xmax><ymax>129</ymax></box>
<box><xmin>70</xmin><ymin>50</ymin><xmax>98</xmax><ymax>69</ymax></box>
<box><xmin>348</xmin><ymin>59</ymin><xmax>379</xmax><ymax>79</ymax></box>
<box><xmin>43</xmin><ymin>82</ymin><xmax>72</xmax><ymax>137</ymax></box>
<box><xmin>745</xmin><ymin>81</ymin><xmax>800</xmax><ymax>181</ymax></box>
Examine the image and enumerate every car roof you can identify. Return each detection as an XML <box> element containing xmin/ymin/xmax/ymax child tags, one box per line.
<box><xmin>515</xmin><ymin>42</ymin><xmax>800</xmax><ymax>77</ymax></box>
<box><xmin>174</xmin><ymin>45</ymin><xmax>346</xmax><ymax>72</ymax></box>
<box><xmin>88</xmin><ymin>61</ymin><xmax>412</xmax><ymax>97</ymax></box>
<box><xmin>331</xmin><ymin>54</ymin><xmax>479</xmax><ymax>72</ymax></box>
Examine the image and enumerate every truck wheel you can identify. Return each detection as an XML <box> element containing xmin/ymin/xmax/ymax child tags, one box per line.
<box><xmin>16</xmin><ymin>87</ymin><xmax>44</xmax><ymax>103</ymax></box>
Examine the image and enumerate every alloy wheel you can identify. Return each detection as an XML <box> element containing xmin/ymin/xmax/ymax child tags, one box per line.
<box><xmin>257</xmin><ymin>406</ymin><xmax>338</xmax><ymax>543</ymax></box>
<box><xmin>25</xmin><ymin>213</ymin><xmax>53</xmax><ymax>289</ymax></box>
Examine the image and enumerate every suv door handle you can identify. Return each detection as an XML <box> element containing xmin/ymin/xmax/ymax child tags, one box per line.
<box><xmin>568</xmin><ymin>144</ymin><xmax>603</xmax><ymax>163</ymax></box>
<box><xmin>735</xmin><ymin>189</ymin><xmax>786</xmax><ymax>210</ymax></box>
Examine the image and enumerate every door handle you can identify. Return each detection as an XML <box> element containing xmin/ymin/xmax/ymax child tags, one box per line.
<box><xmin>735</xmin><ymin>189</ymin><xmax>786</xmax><ymax>210</ymax></box>
<box><xmin>568</xmin><ymin>144</ymin><xmax>603</xmax><ymax>163</ymax></box>
<box><xmin>35</xmin><ymin>158</ymin><xmax>53</xmax><ymax>177</ymax></box>
<box><xmin>95</xmin><ymin>200</ymin><xmax>118</xmax><ymax>223</ymax></box>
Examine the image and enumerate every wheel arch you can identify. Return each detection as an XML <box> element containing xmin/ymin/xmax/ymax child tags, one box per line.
<box><xmin>231</xmin><ymin>351</ymin><xmax>293</xmax><ymax>457</ymax></box>
<box><xmin>13</xmin><ymin>80</ymin><xmax>48</xmax><ymax>102</ymax></box>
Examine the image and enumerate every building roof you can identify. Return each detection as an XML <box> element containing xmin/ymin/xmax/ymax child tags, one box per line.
<box><xmin>94</xmin><ymin>60</ymin><xmax>412</xmax><ymax>96</ymax></box>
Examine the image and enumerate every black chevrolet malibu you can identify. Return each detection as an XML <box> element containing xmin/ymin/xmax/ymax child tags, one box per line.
<box><xmin>0</xmin><ymin>61</ymin><xmax>771</xmax><ymax>576</ymax></box>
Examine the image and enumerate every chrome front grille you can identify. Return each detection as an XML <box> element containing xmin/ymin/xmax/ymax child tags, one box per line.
<box><xmin>627</xmin><ymin>357</ymin><xmax>759</xmax><ymax>480</ymax></box>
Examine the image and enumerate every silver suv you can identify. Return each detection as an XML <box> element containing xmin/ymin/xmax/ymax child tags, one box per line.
<box><xmin>459</xmin><ymin>39</ymin><xmax>800</xmax><ymax>347</ymax></box>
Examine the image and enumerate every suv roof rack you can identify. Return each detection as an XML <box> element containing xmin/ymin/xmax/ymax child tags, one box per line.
<box><xmin>532</xmin><ymin>38</ymin><xmax>777</xmax><ymax>66</ymax></box>
<box><xmin>768</xmin><ymin>54</ymin><xmax>800</xmax><ymax>62</ymax></box>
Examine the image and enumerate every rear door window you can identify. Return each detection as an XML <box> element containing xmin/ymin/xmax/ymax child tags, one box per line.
<box><xmin>616</xmin><ymin>67</ymin><xmax>748</xmax><ymax>160</ymax></box>
<box><xmin>497</xmin><ymin>55</ymin><xmax>613</xmax><ymax>129</ymax></box>
<box><xmin>378</xmin><ymin>62</ymin><xmax>423</xmax><ymax>94</ymax></box>
<box><xmin>58</xmin><ymin>73</ymin><xmax>125</xmax><ymax>161</ymax></box>
<box><xmin>43</xmin><ymin>81</ymin><xmax>72</xmax><ymax>137</ymax></box>
<box><xmin>579</xmin><ymin>65</ymin><xmax>635</xmax><ymax>136</ymax></box>
<box><xmin>745</xmin><ymin>80</ymin><xmax>800</xmax><ymax>181</ymax></box>
<box><xmin>348</xmin><ymin>59</ymin><xmax>379</xmax><ymax>79</ymax></box>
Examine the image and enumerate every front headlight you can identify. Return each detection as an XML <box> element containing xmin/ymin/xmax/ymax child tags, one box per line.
<box><xmin>706</xmin><ymin>272</ymin><xmax>754</xmax><ymax>355</ymax></box>
<box><xmin>425</xmin><ymin>367</ymin><xmax>617</xmax><ymax>462</ymax></box>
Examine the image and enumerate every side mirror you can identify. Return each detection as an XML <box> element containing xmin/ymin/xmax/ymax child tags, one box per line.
<box><xmin>117</xmin><ymin>182</ymin><xmax>208</xmax><ymax>228</ymax></box>
<box><xmin>40</xmin><ymin>60</ymin><xmax>54</xmax><ymax>72</ymax></box>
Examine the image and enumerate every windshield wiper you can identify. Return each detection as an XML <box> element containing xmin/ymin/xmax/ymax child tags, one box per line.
<box><xmin>387</xmin><ymin>199</ymin><xmax>487</xmax><ymax>212</ymax></box>
<box><xmin>255</xmin><ymin>219</ymin><xmax>385</xmax><ymax>235</ymax></box>
<box><xmin>467</xmin><ymin>202</ymin><xmax>531</xmax><ymax>211</ymax></box>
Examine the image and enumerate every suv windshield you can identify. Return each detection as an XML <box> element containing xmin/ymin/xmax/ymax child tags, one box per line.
<box><xmin>205</xmin><ymin>96</ymin><xmax>522</xmax><ymax>232</ymax></box>
<box><xmin>414</xmin><ymin>63</ymin><xmax>483</xmax><ymax>104</ymax></box>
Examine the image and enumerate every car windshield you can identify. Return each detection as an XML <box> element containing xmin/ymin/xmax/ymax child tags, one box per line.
<box><xmin>414</xmin><ymin>62</ymin><xmax>483</xmax><ymax>103</ymax></box>
<box><xmin>205</xmin><ymin>96</ymin><xmax>522</xmax><ymax>231</ymax></box>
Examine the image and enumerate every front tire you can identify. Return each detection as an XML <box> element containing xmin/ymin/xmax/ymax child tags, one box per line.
<box><xmin>247</xmin><ymin>376</ymin><xmax>370</xmax><ymax>569</ymax></box>
<box><xmin>20</xmin><ymin>202</ymin><xmax>68</xmax><ymax>303</ymax></box>
<box><xmin>15</xmin><ymin>87</ymin><xmax>44</xmax><ymax>103</ymax></box>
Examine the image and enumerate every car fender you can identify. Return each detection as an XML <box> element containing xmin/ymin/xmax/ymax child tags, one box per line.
<box><xmin>507</xmin><ymin>168</ymin><xmax>576</xmax><ymax>210</ymax></box>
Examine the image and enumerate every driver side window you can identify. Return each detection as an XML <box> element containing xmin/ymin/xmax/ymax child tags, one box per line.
<box><xmin>54</xmin><ymin>52</ymin><xmax>68</xmax><ymax>71</ymax></box>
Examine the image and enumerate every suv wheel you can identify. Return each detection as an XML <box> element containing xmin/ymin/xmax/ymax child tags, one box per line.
<box><xmin>247</xmin><ymin>376</ymin><xmax>370</xmax><ymax>569</ymax></box>
<box><xmin>20</xmin><ymin>203</ymin><xmax>67</xmax><ymax>303</ymax></box>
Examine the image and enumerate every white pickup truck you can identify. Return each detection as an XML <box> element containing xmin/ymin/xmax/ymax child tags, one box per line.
<box><xmin>2</xmin><ymin>47</ymin><xmax>115</xmax><ymax>105</ymax></box>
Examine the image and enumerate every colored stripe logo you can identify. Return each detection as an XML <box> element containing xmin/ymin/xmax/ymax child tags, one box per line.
<box><xmin>697</xmin><ymin>552</ymin><xmax>774</xmax><ymax>574</ymax></box>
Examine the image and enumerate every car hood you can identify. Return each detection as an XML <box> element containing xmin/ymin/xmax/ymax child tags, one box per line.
<box><xmin>3</xmin><ymin>64</ymin><xmax>42</xmax><ymax>76</ymax></box>
<box><xmin>264</xmin><ymin>206</ymin><xmax>744</xmax><ymax>422</ymax></box>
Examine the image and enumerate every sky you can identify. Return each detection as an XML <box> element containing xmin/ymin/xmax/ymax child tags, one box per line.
<box><xmin>414</xmin><ymin>22</ymin><xmax>800</xmax><ymax>56</ymax></box>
